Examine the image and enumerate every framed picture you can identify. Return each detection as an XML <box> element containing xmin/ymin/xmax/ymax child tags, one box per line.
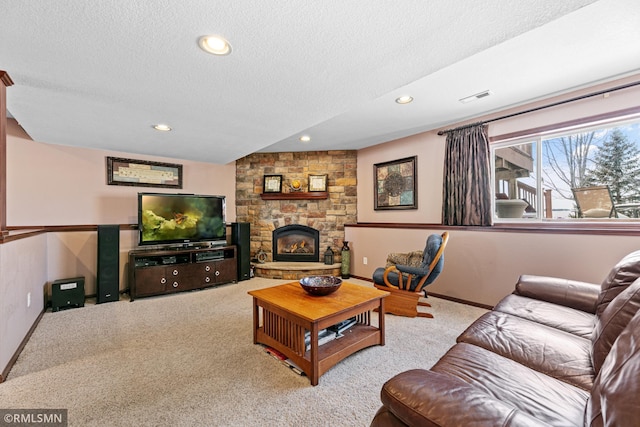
<box><xmin>106</xmin><ymin>157</ymin><xmax>182</xmax><ymax>188</ymax></box>
<box><xmin>374</xmin><ymin>156</ymin><xmax>417</xmax><ymax>210</ymax></box>
<box><xmin>263</xmin><ymin>174</ymin><xmax>283</xmax><ymax>193</ymax></box>
<box><xmin>308</xmin><ymin>174</ymin><xmax>327</xmax><ymax>192</ymax></box>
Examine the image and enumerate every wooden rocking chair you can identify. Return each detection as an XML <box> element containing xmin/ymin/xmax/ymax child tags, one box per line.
<box><xmin>372</xmin><ymin>232</ymin><xmax>449</xmax><ymax>318</ymax></box>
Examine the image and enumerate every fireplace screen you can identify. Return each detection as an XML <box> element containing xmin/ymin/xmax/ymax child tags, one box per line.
<box><xmin>272</xmin><ymin>225</ymin><xmax>320</xmax><ymax>262</ymax></box>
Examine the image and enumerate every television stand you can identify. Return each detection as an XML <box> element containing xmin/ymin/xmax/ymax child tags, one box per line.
<box><xmin>128</xmin><ymin>245</ymin><xmax>237</xmax><ymax>301</ymax></box>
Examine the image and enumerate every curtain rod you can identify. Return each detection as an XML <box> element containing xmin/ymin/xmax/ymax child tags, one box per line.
<box><xmin>437</xmin><ymin>79</ymin><xmax>640</xmax><ymax>136</ymax></box>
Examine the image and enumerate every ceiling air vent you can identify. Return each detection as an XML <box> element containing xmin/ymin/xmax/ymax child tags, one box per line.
<box><xmin>459</xmin><ymin>90</ymin><xmax>492</xmax><ymax>104</ymax></box>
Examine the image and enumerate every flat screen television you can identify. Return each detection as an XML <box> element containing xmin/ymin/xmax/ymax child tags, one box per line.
<box><xmin>138</xmin><ymin>193</ymin><xmax>227</xmax><ymax>247</ymax></box>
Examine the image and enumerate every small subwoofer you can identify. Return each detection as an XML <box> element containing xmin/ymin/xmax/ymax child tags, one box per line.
<box><xmin>231</xmin><ymin>222</ymin><xmax>250</xmax><ymax>281</ymax></box>
<box><xmin>97</xmin><ymin>224</ymin><xmax>120</xmax><ymax>304</ymax></box>
<box><xmin>51</xmin><ymin>277</ymin><xmax>85</xmax><ymax>312</ymax></box>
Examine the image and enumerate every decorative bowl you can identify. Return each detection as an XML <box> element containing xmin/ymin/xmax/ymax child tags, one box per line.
<box><xmin>299</xmin><ymin>276</ymin><xmax>342</xmax><ymax>296</ymax></box>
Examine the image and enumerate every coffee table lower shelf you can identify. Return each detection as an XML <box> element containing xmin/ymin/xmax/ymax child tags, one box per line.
<box><xmin>249</xmin><ymin>281</ymin><xmax>388</xmax><ymax>385</ymax></box>
<box><xmin>256</xmin><ymin>323</ymin><xmax>382</xmax><ymax>383</ymax></box>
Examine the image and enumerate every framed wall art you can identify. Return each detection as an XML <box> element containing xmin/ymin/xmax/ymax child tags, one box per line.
<box><xmin>308</xmin><ymin>174</ymin><xmax>327</xmax><ymax>192</ymax></box>
<box><xmin>106</xmin><ymin>157</ymin><xmax>183</xmax><ymax>188</ymax></box>
<box><xmin>374</xmin><ymin>156</ymin><xmax>417</xmax><ymax>210</ymax></box>
<box><xmin>263</xmin><ymin>174</ymin><xmax>283</xmax><ymax>193</ymax></box>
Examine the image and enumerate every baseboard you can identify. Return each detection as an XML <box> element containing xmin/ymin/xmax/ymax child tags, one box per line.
<box><xmin>1</xmin><ymin>308</ymin><xmax>46</xmax><ymax>383</ymax></box>
<box><xmin>352</xmin><ymin>275</ymin><xmax>494</xmax><ymax>311</ymax></box>
<box><xmin>427</xmin><ymin>292</ymin><xmax>494</xmax><ymax>311</ymax></box>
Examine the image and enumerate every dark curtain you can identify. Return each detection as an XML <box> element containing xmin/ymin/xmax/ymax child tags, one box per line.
<box><xmin>442</xmin><ymin>124</ymin><xmax>492</xmax><ymax>226</ymax></box>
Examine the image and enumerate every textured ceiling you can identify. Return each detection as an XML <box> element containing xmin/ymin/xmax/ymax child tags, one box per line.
<box><xmin>2</xmin><ymin>0</ymin><xmax>640</xmax><ymax>164</ymax></box>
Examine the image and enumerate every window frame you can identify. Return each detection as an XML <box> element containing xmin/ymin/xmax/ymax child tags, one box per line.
<box><xmin>490</xmin><ymin>110</ymin><xmax>640</xmax><ymax>224</ymax></box>
<box><xmin>491</xmin><ymin>137</ymin><xmax>541</xmax><ymax>221</ymax></box>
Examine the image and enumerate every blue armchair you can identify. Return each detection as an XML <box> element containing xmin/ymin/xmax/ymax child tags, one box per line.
<box><xmin>372</xmin><ymin>232</ymin><xmax>448</xmax><ymax>318</ymax></box>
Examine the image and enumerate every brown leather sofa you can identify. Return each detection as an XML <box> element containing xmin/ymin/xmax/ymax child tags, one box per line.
<box><xmin>371</xmin><ymin>251</ymin><xmax>640</xmax><ymax>427</ymax></box>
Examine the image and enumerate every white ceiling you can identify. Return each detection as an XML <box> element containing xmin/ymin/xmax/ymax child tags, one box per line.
<box><xmin>2</xmin><ymin>0</ymin><xmax>640</xmax><ymax>164</ymax></box>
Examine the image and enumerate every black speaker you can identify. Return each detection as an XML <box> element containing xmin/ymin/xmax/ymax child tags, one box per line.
<box><xmin>51</xmin><ymin>276</ymin><xmax>85</xmax><ymax>312</ymax></box>
<box><xmin>231</xmin><ymin>222</ymin><xmax>251</xmax><ymax>281</ymax></box>
<box><xmin>97</xmin><ymin>224</ymin><xmax>120</xmax><ymax>303</ymax></box>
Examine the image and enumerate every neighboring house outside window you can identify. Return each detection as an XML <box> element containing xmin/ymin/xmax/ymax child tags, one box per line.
<box><xmin>491</xmin><ymin>116</ymin><xmax>640</xmax><ymax>221</ymax></box>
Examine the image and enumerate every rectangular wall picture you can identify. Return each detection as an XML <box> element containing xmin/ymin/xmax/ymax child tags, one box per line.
<box><xmin>374</xmin><ymin>156</ymin><xmax>417</xmax><ymax>210</ymax></box>
<box><xmin>106</xmin><ymin>157</ymin><xmax>183</xmax><ymax>188</ymax></box>
<box><xmin>308</xmin><ymin>174</ymin><xmax>327</xmax><ymax>192</ymax></box>
<box><xmin>263</xmin><ymin>174</ymin><xmax>283</xmax><ymax>193</ymax></box>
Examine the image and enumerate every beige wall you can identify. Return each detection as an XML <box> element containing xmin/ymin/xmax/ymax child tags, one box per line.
<box><xmin>45</xmin><ymin>230</ymin><xmax>138</xmax><ymax>296</ymax></box>
<box><xmin>5</xmin><ymin>118</ymin><xmax>237</xmax><ymax>294</ymax></box>
<box><xmin>0</xmin><ymin>235</ymin><xmax>47</xmax><ymax>374</ymax></box>
<box><xmin>1</xmin><ymin>121</ymin><xmax>238</xmax><ymax>375</ymax></box>
<box><xmin>350</xmin><ymin>74</ymin><xmax>640</xmax><ymax>305</ymax></box>
<box><xmin>2</xmin><ymin>74</ymin><xmax>640</xmax><ymax>377</ymax></box>
<box><xmin>346</xmin><ymin>226</ymin><xmax>640</xmax><ymax>306</ymax></box>
<box><xmin>358</xmin><ymin>131</ymin><xmax>444</xmax><ymax>224</ymax></box>
<box><xmin>6</xmin><ymin>120</ymin><xmax>237</xmax><ymax>226</ymax></box>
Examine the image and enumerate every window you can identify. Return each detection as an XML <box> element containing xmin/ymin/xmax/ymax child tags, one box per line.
<box><xmin>491</xmin><ymin>116</ymin><xmax>640</xmax><ymax>221</ymax></box>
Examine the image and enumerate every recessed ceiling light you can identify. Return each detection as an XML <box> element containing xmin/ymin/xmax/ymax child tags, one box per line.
<box><xmin>153</xmin><ymin>124</ymin><xmax>172</xmax><ymax>132</ymax></box>
<box><xmin>299</xmin><ymin>135</ymin><xmax>311</xmax><ymax>142</ymax></box>
<box><xmin>198</xmin><ymin>35</ymin><xmax>232</xmax><ymax>55</ymax></box>
<box><xmin>395</xmin><ymin>95</ymin><xmax>413</xmax><ymax>104</ymax></box>
<box><xmin>459</xmin><ymin>90</ymin><xmax>492</xmax><ymax>104</ymax></box>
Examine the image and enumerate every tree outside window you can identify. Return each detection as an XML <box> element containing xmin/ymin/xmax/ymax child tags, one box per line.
<box><xmin>583</xmin><ymin>129</ymin><xmax>640</xmax><ymax>204</ymax></box>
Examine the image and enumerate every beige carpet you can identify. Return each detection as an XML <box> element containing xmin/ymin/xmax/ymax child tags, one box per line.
<box><xmin>0</xmin><ymin>277</ymin><xmax>487</xmax><ymax>426</ymax></box>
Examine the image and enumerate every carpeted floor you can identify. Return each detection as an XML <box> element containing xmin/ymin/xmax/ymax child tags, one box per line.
<box><xmin>0</xmin><ymin>277</ymin><xmax>486</xmax><ymax>426</ymax></box>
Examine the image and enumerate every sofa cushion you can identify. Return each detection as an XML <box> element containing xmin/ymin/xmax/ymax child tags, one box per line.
<box><xmin>457</xmin><ymin>311</ymin><xmax>594</xmax><ymax>390</ymax></box>
<box><xmin>494</xmin><ymin>294</ymin><xmax>595</xmax><ymax>339</ymax></box>
<box><xmin>378</xmin><ymin>368</ymin><xmax>550</xmax><ymax>427</ymax></box>
<box><xmin>591</xmin><ymin>277</ymin><xmax>640</xmax><ymax>374</ymax></box>
<box><xmin>375</xmin><ymin>251</ymin><xmax>425</xmax><ymax>290</ymax></box>
<box><xmin>596</xmin><ymin>250</ymin><xmax>640</xmax><ymax>316</ymax></box>
<box><xmin>432</xmin><ymin>343</ymin><xmax>589</xmax><ymax>426</ymax></box>
<box><xmin>370</xmin><ymin>406</ymin><xmax>412</xmax><ymax>427</ymax></box>
<box><xmin>586</xmin><ymin>310</ymin><xmax>640</xmax><ymax>426</ymax></box>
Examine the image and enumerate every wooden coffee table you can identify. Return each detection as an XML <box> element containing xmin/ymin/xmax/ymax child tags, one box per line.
<box><xmin>248</xmin><ymin>281</ymin><xmax>388</xmax><ymax>385</ymax></box>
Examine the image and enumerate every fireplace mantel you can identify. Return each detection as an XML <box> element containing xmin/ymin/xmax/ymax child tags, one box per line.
<box><xmin>260</xmin><ymin>192</ymin><xmax>328</xmax><ymax>200</ymax></box>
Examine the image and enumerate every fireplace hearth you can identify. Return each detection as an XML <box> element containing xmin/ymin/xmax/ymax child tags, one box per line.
<box><xmin>272</xmin><ymin>225</ymin><xmax>320</xmax><ymax>262</ymax></box>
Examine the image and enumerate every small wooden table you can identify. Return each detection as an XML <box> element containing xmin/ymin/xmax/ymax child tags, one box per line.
<box><xmin>248</xmin><ymin>281</ymin><xmax>388</xmax><ymax>385</ymax></box>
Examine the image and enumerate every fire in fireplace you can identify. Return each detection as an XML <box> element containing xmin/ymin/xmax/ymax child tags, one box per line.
<box><xmin>272</xmin><ymin>225</ymin><xmax>320</xmax><ymax>262</ymax></box>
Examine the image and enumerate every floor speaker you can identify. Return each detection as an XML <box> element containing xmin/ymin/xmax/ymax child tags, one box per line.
<box><xmin>97</xmin><ymin>224</ymin><xmax>120</xmax><ymax>303</ymax></box>
<box><xmin>231</xmin><ymin>222</ymin><xmax>251</xmax><ymax>281</ymax></box>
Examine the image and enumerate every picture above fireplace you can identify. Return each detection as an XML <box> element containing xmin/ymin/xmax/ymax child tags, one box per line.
<box><xmin>272</xmin><ymin>225</ymin><xmax>320</xmax><ymax>262</ymax></box>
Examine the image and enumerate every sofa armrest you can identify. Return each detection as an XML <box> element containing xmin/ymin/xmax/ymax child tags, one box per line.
<box><xmin>515</xmin><ymin>274</ymin><xmax>600</xmax><ymax>314</ymax></box>
<box><xmin>377</xmin><ymin>369</ymin><xmax>548</xmax><ymax>427</ymax></box>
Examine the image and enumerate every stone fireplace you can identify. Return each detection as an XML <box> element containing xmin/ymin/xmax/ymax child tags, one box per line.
<box><xmin>234</xmin><ymin>150</ymin><xmax>357</xmax><ymax>279</ymax></box>
<box><xmin>253</xmin><ymin>224</ymin><xmax>336</xmax><ymax>279</ymax></box>
<box><xmin>272</xmin><ymin>225</ymin><xmax>319</xmax><ymax>262</ymax></box>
